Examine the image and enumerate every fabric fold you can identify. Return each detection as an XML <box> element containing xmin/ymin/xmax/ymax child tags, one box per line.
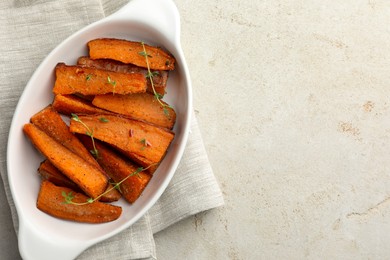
<box><xmin>150</xmin><ymin>115</ymin><xmax>224</xmax><ymax>233</ymax></box>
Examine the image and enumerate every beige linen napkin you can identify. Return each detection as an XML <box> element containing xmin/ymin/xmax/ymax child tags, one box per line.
<box><xmin>0</xmin><ymin>0</ymin><xmax>224</xmax><ymax>259</ymax></box>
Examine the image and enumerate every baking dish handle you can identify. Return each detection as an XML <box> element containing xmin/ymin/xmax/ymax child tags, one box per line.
<box><xmin>110</xmin><ymin>0</ymin><xmax>181</xmax><ymax>43</ymax></box>
<box><xmin>18</xmin><ymin>219</ymin><xmax>90</xmax><ymax>260</ymax></box>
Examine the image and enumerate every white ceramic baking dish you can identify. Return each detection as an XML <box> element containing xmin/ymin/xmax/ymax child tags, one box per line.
<box><xmin>7</xmin><ymin>0</ymin><xmax>192</xmax><ymax>259</ymax></box>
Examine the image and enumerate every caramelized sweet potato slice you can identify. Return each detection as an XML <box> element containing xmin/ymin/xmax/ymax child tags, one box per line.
<box><xmin>77</xmin><ymin>56</ymin><xmax>168</xmax><ymax>96</ymax></box>
<box><xmin>80</xmin><ymin>137</ymin><xmax>151</xmax><ymax>203</ymax></box>
<box><xmin>123</xmin><ymin>152</ymin><xmax>158</xmax><ymax>174</ymax></box>
<box><xmin>31</xmin><ymin>105</ymin><xmax>123</xmax><ymax>202</ymax></box>
<box><xmin>69</xmin><ymin>114</ymin><xmax>174</xmax><ymax>167</ymax></box>
<box><xmin>53</xmin><ymin>63</ymin><xmax>147</xmax><ymax>95</ymax></box>
<box><xmin>38</xmin><ymin>160</ymin><xmax>81</xmax><ymax>192</ymax></box>
<box><xmin>52</xmin><ymin>94</ymin><xmax>110</xmax><ymax>116</ymax></box>
<box><xmin>37</xmin><ymin>181</ymin><xmax>122</xmax><ymax>223</ymax></box>
<box><xmin>38</xmin><ymin>160</ymin><xmax>121</xmax><ymax>203</ymax></box>
<box><xmin>30</xmin><ymin>105</ymin><xmax>101</xmax><ymax>169</ymax></box>
<box><xmin>87</xmin><ymin>38</ymin><xmax>175</xmax><ymax>70</ymax></box>
<box><xmin>30</xmin><ymin>108</ymin><xmax>120</xmax><ymax>201</ymax></box>
<box><xmin>23</xmin><ymin>123</ymin><xmax>108</xmax><ymax>199</ymax></box>
<box><xmin>92</xmin><ymin>93</ymin><xmax>176</xmax><ymax>129</ymax></box>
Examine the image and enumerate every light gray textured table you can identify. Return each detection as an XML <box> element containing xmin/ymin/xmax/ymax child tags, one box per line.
<box><xmin>3</xmin><ymin>0</ymin><xmax>390</xmax><ymax>259</ymax></box>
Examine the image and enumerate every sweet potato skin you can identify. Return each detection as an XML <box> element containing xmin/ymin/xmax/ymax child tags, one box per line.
<box><xmin>69</xmin><ymin>114</ymin><xmax>174</xmax><ymax>168</ymax></box>
<box><xmin>23</xmin><ymin>123</ymin><xmax>108</xmax><ymax>199</ymax></box>
<box><xmin>37</xmin><ymin>181</ymin><xmax>122</xmax><ymax>223</ymax></box>
<box><xmin>92</xmin><ymin>93</ymin><xmax>176</xmax><ymax>129</ymax></box>
<box><xmin>53</xmin><ymin>63</ymin><xmax>147</xmax><ymax>95</ymax></box>
<box><xmin>87</xmin><ymin>38</ymin><xmax>175</xmax><ymax>70</ymax></box>
<box><xmin>77</xmin><ymin>56</ymin><xmax>168</xmax><ymax>96</ymax></box>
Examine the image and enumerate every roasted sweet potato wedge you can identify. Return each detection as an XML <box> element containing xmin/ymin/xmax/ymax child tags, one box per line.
<box><xmin>80</xmin><ymin>137</ymin><xmax>151</xmax><ymax>203</ymax></box>
<box><xmin>52</xmin><ymin>94</ymin><xmax>110</xmax><ymax>116</ymax></box>
<box><xmin>30</xmin><ymin>105</ymin><xmax>101</xmax><ymax>169</ymax></box>
<box><xmin>38</xmin><ymin>160</ymin><xmax>81</xmax><ymax>192</ymax></box>
<box><xmin>92</xmin><ymin>93</ymin><xmax>176</xmax><ymax>129</ymax></box>
<box><xmin>87</xmin><ymin>38</ymin><xmax>175</xmax><ymax>70</ymax></box>
<box><xmin>38</xmin><ymin>160</ymin><xmax>121</xmax><ymax>203</ymax></box>
<box><xmin>30</xmin><ymin>107</ymin><xmax>121</xmax><ymax>201</ymax></box>
<box><xmin>77</xmin><ymin>56</ymin><xmax>168</xmax><ymax>96</ymax></box>
<box><xmin>31</xmin><ymin>105</ymin><xmax>123</xmax><ymax>202</ymax></box>
<box><xmin>53</xmin><ymin>63</ymin><xmax>147</xmax><ymax>95</ymax></box>
<box><xmin>23</xmin><ymin>123</ymin><xmax>108</xmax><ymax>199</ymax></box>
<box><xmin>125</xmin><ymin>153</ymin><xmax>158</xmax><ymax>174</ymax></box>
<box><xmin>37</xmin><ymin>181</ymin><xmax>122</xmax><ymax>223</ymax></box>
<box><xmin>69</xmin><ymin>114</ymin><xmax>175</xmax><ymax>168</ymax></box>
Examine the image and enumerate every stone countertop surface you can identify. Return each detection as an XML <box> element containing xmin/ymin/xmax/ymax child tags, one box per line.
<box><xmin>2</xmin><ymin>0</ymin><xmax>390</xmax><ymax>259</ymax></box>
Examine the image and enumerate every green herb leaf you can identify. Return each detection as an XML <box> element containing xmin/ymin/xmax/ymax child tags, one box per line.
<box><xmin>62</xmin><ymin>191</ymin><xmax>74</xmax><ymax>204</ymax></box>
<box><xmin>140</xmin><ymin>138</ymin><xmax>152</xmax><ymax>150</ymax></box>
<box><xmin>71</xmin><ymin>113</ymin><xmax>80</xmax><ymax>122</ymax></box>
<box><xmin>113</xmin><ymin>182</ymin><xmax>122</xmax><ymax>192</ymax></box>
<box><xmin>107</xmin><ymin>76</ymin><xmax>116</xmax><ymax>86</ymax></box>
<box><xmin>138</xmin><ymin>51</ymin><xmax>152</xmax><ymax>58</ymax></box>
<box><xmin>139</xmin><ymin>41</ymin><xmax>171</xmax><ymax>119</ymax></box>
<box><xmin>107</xmin><ymin>76</ymin><xmax>116</xmax><ymax>94</ymax></box>
<box><xmin>90</xmin><ymin>149</ymin><xmax>98</xmax><ymax>157</ymax></box>
<box><xmin>61</xmin><ymin>165</ymin><xmax>154</xmax><ymax>205</ymax></box>
<box><xmin>163</xmin><ymin>107</ymin><xmax>170</xmax><ymax>117</ymax></box>
<box><xmin>71</xmin><ymin>114</ymin><xmax>99</xmax><ymax>158</ymax></box>
<box><xmin>154</xmin><ymin>92</ymin><xmax>163</xmax><ymax>100</ymax></box>
<box><xmin>99</xmin><ymin>117</ymin><xmax>109</xmax><ymax>123</ymax></box>
<box><xmin>146</xmin><ymin>71</ymin><xmax>159</xmax><ymax>79</ymax></box>
<box><xmin>138</xmin><ymin>51</ymin><xmax>147</xmax><ymax>57</ymax></box>
<box><xmin>86</xmin><ymin>74</ymin><xmax>92</xmax><ymax>81</ymax></box>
